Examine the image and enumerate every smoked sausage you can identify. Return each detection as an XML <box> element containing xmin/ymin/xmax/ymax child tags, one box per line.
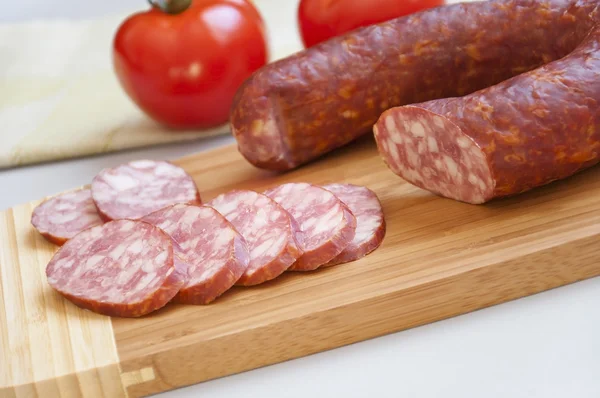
<box><xmin>31</xmin><ymin>188</ymin><xmax>104</xmax><ymax>245</ymax></box>
<box><xmin>264</xmin><ymin>183</ymin><xmax>356</xmax><ymax>271</ymax></box>
<box><xmin>142</xmin><ymin>204</ymin><xmax>249</xmax><ymax>304</ymax></box>
<box><xmin>91</xmin><ymin>160</ymin><xmax>201</xmax><ymax>221</ymax></box>
<box><xmin>321</xmin><ymin>184</ymin><xmax>385</xmax><ymax>265</ymax></box>
<box><xmin>374</xmin><ymin>19</ymin><xmax>600</xmax><ymax>204</ymax></box>
<box><xmin>208</xmin><ymin>190</ymin><xmax>303</xmax><ymax>285</ymax></box>
<box><xmin>46</xmin><ymin>220</ymin><xmax>186</xmax><ymax>317</ymax></box>
<box><xmin>230</xmin><ymin>0</ymin><xmax>598</xmax><ymax>171</ymax></box>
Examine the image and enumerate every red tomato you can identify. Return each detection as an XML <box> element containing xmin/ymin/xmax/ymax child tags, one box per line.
<box><xmin>298</xmin><ymin>0</ymin><xmax>445</xmax><ymax>48</ymax></box>
<box><xmin>113</xmin><ymin>0</ymin><xmax>268</xmax><ymax>129</ymax></box>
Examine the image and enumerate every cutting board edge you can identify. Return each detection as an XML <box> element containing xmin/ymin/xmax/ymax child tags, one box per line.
<box><xmin>0</xmin><ymin>362</ymin><xmax>128</xmax><ymax>398</ymax></box>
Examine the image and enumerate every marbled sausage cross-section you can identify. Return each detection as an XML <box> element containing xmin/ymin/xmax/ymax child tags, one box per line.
<box><xmin>143</xmin><ymin>204</ymin><xmax>250</xmax><ymax>304</ymax></box>
<box><xmin>322</xmin><ymin>184</ymin><xmax>385</xmax><ymax>265</ymax></box>
<box><xmin>265</xmin><ymin>183</ymin><xmax>356</xmax><ymax>271</ymax></box>
<box><xmin>91</xmin><ymin>160</ymin><xmax>201</xmax><ymax>220</ymax></box>
<box><xmin>208</xmin><ymin>190</ymin><xmax>302</xmax><ymax>285</ymax></box>
<box><xmin>31</xmin><ymin>188</ymin><xmax>104</xmax><ymax>245</ymax></box>
<box><xmin>46</xmin><ymin>219</ymin><xmax>187</xmax><ymax>317</ymax></box>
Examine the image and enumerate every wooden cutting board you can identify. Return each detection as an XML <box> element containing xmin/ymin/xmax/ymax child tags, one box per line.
<box><xmin>2</xmin><ymin>137</ymin><xmax>600</xmax><ymax>397</ymax></box>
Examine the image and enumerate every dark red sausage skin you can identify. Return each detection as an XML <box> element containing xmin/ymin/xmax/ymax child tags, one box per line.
<box><xmin>374</xmin><ymin>17</ymin><xmax>600</xmax><ymax>204</ymax></box>
<box><xmin>231</xmin><ymin>0</ymin><xmax>598</xmax><ymax>171</ymax></box>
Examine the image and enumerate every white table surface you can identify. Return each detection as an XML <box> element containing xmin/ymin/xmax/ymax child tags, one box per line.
<box><xmin>2</xmin><ymin>1</ymin><xmax>600</xmax><ymax>397</ymax></box>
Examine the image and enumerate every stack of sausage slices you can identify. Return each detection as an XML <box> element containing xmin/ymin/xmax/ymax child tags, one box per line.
<box><xmin>32</xmin><ymin>160</ymin><xmax>386</xmax><ymax>318</ymax></box>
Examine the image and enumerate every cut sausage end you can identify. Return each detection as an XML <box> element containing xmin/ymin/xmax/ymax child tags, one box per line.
<box><xmin>231</xmin><ymin>90</ymin><xmax>295</xmax><ymax>171</ymax></box>
<box><xmin>375</xmin><ymin>106</ymin><xmax>495</xmax><ymax>204</ymax></box>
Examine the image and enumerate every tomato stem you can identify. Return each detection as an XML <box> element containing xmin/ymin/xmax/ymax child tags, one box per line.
<box><xmin>148</xmin><ymin>0</ymin><xmax>192</xmax><ymax>14</ymax></box>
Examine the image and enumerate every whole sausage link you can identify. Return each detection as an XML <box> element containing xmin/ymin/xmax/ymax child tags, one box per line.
<box><xmin>230</xmin><ymin>0</ymin><xmax>598</xmax><ymax>171</ymax></box>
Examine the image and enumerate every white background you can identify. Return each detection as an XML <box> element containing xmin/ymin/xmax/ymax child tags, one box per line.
<box><xmin>1</xmin><ymin>1</ymin><xmax>599</xmax><ymax>397</ymax></box>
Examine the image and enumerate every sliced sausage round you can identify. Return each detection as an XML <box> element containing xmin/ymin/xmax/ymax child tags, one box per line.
<box><xmin>46</xmin><ymin>219</ymin><xmax>186</xmax><ymax>317</ymax></box>
<box><xmin>31</xmin><ymin>188</ymin><xmax>104</xmax><ymax>245</ymax></box>
<box><xmin>142</xmin><ymin>204</ymin><xmax>249</xmax><ymax>304</ymax></box>
<box><xmin>264</xmin><ymin>183</ymin><xmax>356</xmax><ymax>271</ymax></box>
<box><xmin>208</xmin><ymin>190</ymin><xmax>302</xmax><ymax>285</ymax></box>
<box><xmin>321</xmin><ymin>184</ymin><xmax>385</xmax><ymax>265</ymax></box>
<box><xmin>91</xmin><ymin>160</ymin><xmax>201</xmax><ymax>221</ymax></box>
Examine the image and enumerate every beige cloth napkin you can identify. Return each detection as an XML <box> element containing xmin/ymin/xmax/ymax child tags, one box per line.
<box><xmin>0</xmin><ymin>0</ymin><xmax>303</xmax><ymax>169</ymax></box>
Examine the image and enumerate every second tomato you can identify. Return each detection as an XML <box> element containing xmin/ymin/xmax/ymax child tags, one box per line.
<box><xmin>113</xmin><ymin>0</ymin><xmax>268</xmax><ymax>129</ymax></box>
<box><xmin>298</xmin><ymin>0</ymin><xmax>445</xmax><ymax>48</ymax></box>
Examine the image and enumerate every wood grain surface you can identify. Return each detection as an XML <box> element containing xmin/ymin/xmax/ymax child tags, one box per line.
<box><xmin>2</xmin><ymin>137</ymin><xmax>600</xmax><ymax>397</ymax></box>
<box><xmin>0</xmin><ymin>201</ymin><xmax>126</xmax><ymax>397</ymax></box>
